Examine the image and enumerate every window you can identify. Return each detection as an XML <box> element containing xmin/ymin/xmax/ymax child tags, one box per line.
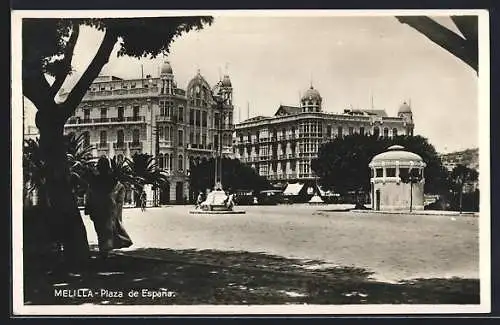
<box><xmin>189</xmin><ymin>109</ymin><xmax>195</xmax><ymax>125</ymax></box>
<box><xmin>117</xmin><ymin>107</ymin><xmax>124</xmax><ymax>121</ymax></box>
<box><xmin>83</xmin><ymin>109</ymin><xmax>90</xmax><ymax>121</ymax></box>
<box><xmin>373</xmin><ymin>127</ymin><xmax>380</xmax><ymax>137</ymax></box>
<box><xmin>213</xmin><ymin>134</ymin><xmax>219</xmax><ymax>149</ymax></box>
<box><xmin>386</xmin><ymin>168</ymin><xmax>396</xmax><ymax>177</ymax></box>
<box><xmin>178</xmin><ymin>129</ymin><xmax>184</xmax><ymax>147</ymax></box>
<box><xmin>399</xmin><ymin>168</ymin><xmax>409</xmax><ymax>178</ymax></box>
<box><xmin>132</xmin><ymin>129</ymin><xmax>140</xmax><ymax>143</ymax></box>
<box><xmin>202</xmin><ymin>111</ymin><xmax>207</xmax><ymax>127</ymax></box>
<box><xmin>133</xmin><ymin>106</ymin><xmax>140</xmax><ymax>118</ymax></box>
<box><xmin>196</xmin><ymin>132</ymin><xmax>200</xmax><ymax>145</ymax></box>
<box><xmin>130</xmin><ymin>83</ymin><xmax>136</xmax><ymax>88</ymax></box>
<box><xmin>196</xmin><ymin>110</ymin><xmax>201</xmax><ymax>127</ymax></box>
<box><xmin>337</xmin><ymin>127</ymin><xmax>343</xmax><ymax>138</ymax></box>
<box><xmin>189</xmin><ymin>132</ymin><xmax>194</xmax><ymax>145</ymax></box>
<box><xmin>158</xmin><ymin>127</ymin><xmax>164</xmax><ymax>140</ymax></box>
<box><xmin>100</xmin><ymin>107</ymin><xmax>107</xmax><ymax>119</ymax></box>
<box><xmin>202</xmin><ymin>135</ymin><xmax>207</xmax><ymax>148</ymax></box>
<box><xmin>100</xmin><ymin>130</ymin><xmax>107</xmax><ymax>144</ymax></box>
<box><xmin>376</xmin><ymin>168</ymin><xmax>383</xmax><ymax>177</ymax></box>
<box><xmin>169</xmin><ymin>154</ymin><xmax>173</xmax><ymax>170</ymax></box>
<box><xmin>360</xmin><ymin>127</ymin><xmax>365</xmax><ymax>136</ymax></box>
<box><xmin>327</xmin><ymin>125</ymin><xmax>332</xmax><ymax>137</ymax></box>
<box><xmin>214</xmin><ymin>112</ymin><xmax>220</xmax><ymax>129</ymax></box>
<box><xmin>178</xmin><ymin>155</ymin><xmax>183</xmax><ymax>171</ymax></box>
<box><xmin>82</xmin><ymin>131</ymin><xmax>90</xmax><ymax>146</ymax></box>
<box><xmin>393</xmin><ymin>128</ymin><xmax>398</xmax><ymax>137</ymax></box>
<box><xmin>117</xmin><ymin>129</ymin><xmax>124</xmax><ymax>146</ymax></box>
<box><xmin>158</xmin><ymin>154</ymin><xmax>164</xmax><ymax>170</ymax></box>
<box><xmin>178</xmin><ymin>107</ymin><xmax>184</xmax><ymax>123</ymax></box>
<box><xmin>383</xmin><ymin>128</ymin><xmax>389</xmax><ymax>138</ymax></box>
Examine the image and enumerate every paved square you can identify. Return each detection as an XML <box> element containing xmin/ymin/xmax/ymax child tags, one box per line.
<box><xmin>82</xmin><ymin>204</ymin><xmax>479</xmax><ymax>282</ymax></box>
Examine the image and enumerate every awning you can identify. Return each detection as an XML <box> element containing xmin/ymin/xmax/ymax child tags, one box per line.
<box><xmin>283</xmin><ymin>183</ymin><xmax>304</xmax><ymax>196</ymax></box>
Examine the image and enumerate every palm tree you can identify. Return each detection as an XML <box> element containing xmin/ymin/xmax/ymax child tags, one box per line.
<box><xmin>64</xmin><ymin>133</ymin><xmax>96</xmax><ymax>197</ymax></box>
<box><xmin>109</xmin><ymin>155</ymin><xmax>143</xmax><ymax>196</ymax></box>
<box><xmin>23</xmin><ymin>138</ymin><xmax>48</xmax><ymax>207</ymax></box>
<box><xmin>128</xmin><ymin>153</ymin><xmax>169</xmax><ymax>207</ymax></box>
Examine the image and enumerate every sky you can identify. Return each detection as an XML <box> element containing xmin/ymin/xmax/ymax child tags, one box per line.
<box><xmin>23</xmin><ymin>14</ymin><xmax>480</xmax><ymax>154</ymax></box>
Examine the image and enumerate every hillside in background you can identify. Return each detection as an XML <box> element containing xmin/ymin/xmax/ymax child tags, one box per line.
<box><xmin>439</xmin><ymin>148</ymin><xmax>479</xmax><ymax>171</ymax></box>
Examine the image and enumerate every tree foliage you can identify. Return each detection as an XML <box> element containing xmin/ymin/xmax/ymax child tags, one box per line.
<box><xmin>189</xmin><ymin>158</ymin><xmax>272</xmax><ymax>195</ymax></box>
<box><xmin>449</xmin><ymin>164</ymin><xmax>479</xmax><ymax>213</ymax></box>
<box><xmin>311</xmin><ymin>134</ymin><xmax>449</xmax><ymax>196</ymax></box>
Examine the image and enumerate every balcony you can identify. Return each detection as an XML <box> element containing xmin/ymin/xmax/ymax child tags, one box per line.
<box><xmin>83</xmin><ymin>87</ymin><xmax>160</xmax><ymax>101</ymax></box>
<box><xmin>128</xmin><ymin>141</ymin><xmax>142</xmax><ymax>149</ymax></box>
<box><xmin>65</xmin><ymin>116</ymin><xmax>146</xmax><ymax>126</ymax></box>
<box><xmin>156</xmin><ymin>115</ymin><xmax>178</xmax><ymax>123</ymax></box>
<box><xmin>113</xmin><ymin>142</ymin><xmax>126</xmax><ymax>149</ymax></box>
<box><xmin>159</xmin><ymin>140</ymin><xmax>173</xmax><ymax>148</ymax></box>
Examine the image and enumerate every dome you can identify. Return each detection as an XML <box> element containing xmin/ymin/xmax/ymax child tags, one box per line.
<box><xmin>221</xmin><ymin>74</ymin><xmax>232</xmax><ymax>87</ymax></box>
<box><xmin>160</xmin><ymin>60</ymin><xmax>173</xmax><ymax>74</ymax></box>
<box><xmin>301</xmin><ymin>86</ymin><xmax>322</xmax><ymax>101</ymax></box>
<box><xmin>398</xmin><ymin>101</ymin><xmax>411</xmax><ymax>113</ymax></box>
<box><xmin>370</xmin><ymin>145</ymin><xmax>424</xmax><ymax>164</ymax></box>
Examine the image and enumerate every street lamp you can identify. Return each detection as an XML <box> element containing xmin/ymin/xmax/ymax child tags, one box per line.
<box><xmin>211</xmin><ymin>84</ymin><xmax>227</xmax><ymax>191</ymax></box>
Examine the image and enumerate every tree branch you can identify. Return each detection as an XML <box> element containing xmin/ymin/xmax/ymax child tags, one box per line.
<box><xmin>48</xmin><ymin>24</ymin><xmax>80</xmax><ymax>99</ymax></box>
<box><xmin>23</xmin><ymin>66</ymin><xmax>55</xmax><ymax>112</ymax></box>
<box><xmin>396</xmin><ymin>16</ymin><xmax>478</xmax><ymax>73</ymax></box>
<box><xmin>61</xmin><ymin>29</ymin><xmax>118</xmax><ymax>118</ymax></box>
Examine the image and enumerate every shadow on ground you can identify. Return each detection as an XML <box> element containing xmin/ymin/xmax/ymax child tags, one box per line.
<box><xmin>24</xmin><ymin>246</ymin><xmax>479</xmax><ymax>305</ymax></box>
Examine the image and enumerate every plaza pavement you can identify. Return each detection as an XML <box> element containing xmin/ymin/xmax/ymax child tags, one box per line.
<box><xmin>81</xmin><ymin>204</ymin><xmax>479</xmax><ymax>283</ymax></box>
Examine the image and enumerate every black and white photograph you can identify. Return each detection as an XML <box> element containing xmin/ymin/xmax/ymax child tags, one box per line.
<box><xmin>11</xmin><ymin>9</ymin><xmax>490</xmax><ymax>315</ymax></box>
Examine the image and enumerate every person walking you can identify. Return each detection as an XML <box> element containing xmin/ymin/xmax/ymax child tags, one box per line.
<box><xmin>196</xmin><ymin>192</ymin><xmax>204</xmax><ymax>209</ymax></box>
<box><xmin>140</xmin><ymin>190</ymin><xmax>147</xmax><ymax>212</ymax></box>
<box><xmin>85</xmin><ymin>157</ymin><xmax>133</xmax><ymax>258</ymax></box>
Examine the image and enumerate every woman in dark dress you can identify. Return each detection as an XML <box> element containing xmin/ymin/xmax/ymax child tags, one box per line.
<box><xmin>85</xmin><ymin>157</ymin><xmax>132</xmax><ymax>257</ymax></box>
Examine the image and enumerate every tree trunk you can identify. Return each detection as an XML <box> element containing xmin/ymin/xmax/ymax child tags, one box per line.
<box><xmin>410</xmin><ymin>182</ymin><xmax>413</xmax><ymax>213</ymax></box>
<box><xmin>37</xmin><ymin>110</ymin><xmax>90</xmax><ymax>267</ymax></box>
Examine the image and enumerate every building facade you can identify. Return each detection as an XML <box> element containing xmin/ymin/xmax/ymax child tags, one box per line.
<box><xmin>234</xmin><ymin>85</ymin><xmax>415</xmax><ymax>190</ymax></box>
<box><xmin>63</xmin><ymin>61</ymin><xmax>235</xmax><ymax>204</ymax></box>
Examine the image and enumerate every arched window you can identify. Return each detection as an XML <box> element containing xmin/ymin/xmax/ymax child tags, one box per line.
<box><xmin>383</xmin><ymin>127</ymin><xmax>389</xmax><ymax>138</ymax></box>
<box><xmin>168</xmin><ymin>153</ymin><xmax>173</xmax><ymax>170</ymax></box>
<box><xmin>158</xmin><ymin>154</ymin><xmax>164</xmax><ymax>170</ymax></box>
<box><xmin>178</xmin><ymin>155</ymin><xmax>183</xmax><ymax>171</ymax></box>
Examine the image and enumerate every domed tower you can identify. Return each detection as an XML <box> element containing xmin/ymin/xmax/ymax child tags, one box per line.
<box><xmin>398</xmin><ymin>101</ymin><xmax>414</xmax><ymax>136</ymax></box>
<box><xmin>160</xmin><ymin>60</ymin><xmax>175</xmax><ymax>95</ymax></box>
<box><xmin>220</xmin><ymin>74</ymin><xmax>233</xmax><ymax>105</ymax></box>
<box><xmin>300</xmin><ymin>85</ymin><xmax>322</xmax><ymax>112</ymax></box>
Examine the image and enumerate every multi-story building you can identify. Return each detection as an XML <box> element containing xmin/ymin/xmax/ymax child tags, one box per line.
<box><xmin>63</xmin><ymin>61</ymin><xmax>235</xmax><ymax>204</ymax></box>
<box><xmin>234</xmin><ymin>85</ymin><xmax>414</xmax><ymax>191</ymax></box>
